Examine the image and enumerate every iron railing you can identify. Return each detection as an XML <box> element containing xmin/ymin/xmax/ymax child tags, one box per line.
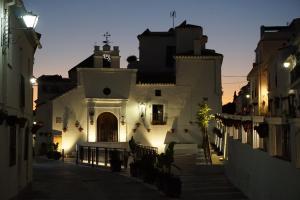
<box><xmin>76</xmin><ymin>145</ymin><xmax>128</xmax><ymax>168</ymax></box>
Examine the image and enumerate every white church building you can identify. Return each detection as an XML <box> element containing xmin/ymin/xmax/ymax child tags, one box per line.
<box><xmin>35</xmin><ymin>21</ymin><xmax>223</xmax><ymax>155</ymax></box>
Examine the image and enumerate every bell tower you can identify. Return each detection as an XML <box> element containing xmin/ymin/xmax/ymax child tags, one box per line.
<box><xmin>93</xmin><ymin>32</ymin><xmax>120</xmax><ymax>68</ymax></box>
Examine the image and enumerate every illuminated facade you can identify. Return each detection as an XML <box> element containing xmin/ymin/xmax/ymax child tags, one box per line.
<box><xmin>0</xmin><ymin>0</ymin><xmax>41</xmax><ymax>199</ymax></box>
<box><xmin>248</xmin><ymin>25</ymin><xmax>293</xmax><ymax>115</ymax></box>
<box><xmin>35</xmin><ymin>21</ymin><xmax>223</xmax><ymax>154</ymax></box>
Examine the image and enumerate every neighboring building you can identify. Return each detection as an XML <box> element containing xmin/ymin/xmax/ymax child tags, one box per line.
<box><xmin>215</xmin><ymin>18</ymin><xmax>300</xmax><ymax>200</ymax></box>
<box><xmin>0</xmin><ymin>0</ymin><xmax>41</xmax><ymax>199</ymax></box>
<box><xmin>35</xmin><ymin>21</ymin><xmax>223</xmax><ymax>154</ymax></box>
<box><xmin>234</xmin><ymin>83</ymin><xmax>251</xmax><ymax>115</ymax></box>
<box><xmin>248</xmin><ymin>25</ymin><xmax>292</xmax><ymax>115</ymax></box>
<box><xmin>34</xmin><ymin>75</ymin><xmax>75</xmax><ymax>155</ymax></box>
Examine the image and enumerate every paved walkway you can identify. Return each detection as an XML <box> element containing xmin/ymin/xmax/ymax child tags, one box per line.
<box><xmin>23</xmin><ymin>157</ymin><xmax>170</xmax><ymax>200</ymax></box>
<box><xmin>23</xmin><ymin>155</ymin><xmax>247</xmax><ymax>200</ymax></box>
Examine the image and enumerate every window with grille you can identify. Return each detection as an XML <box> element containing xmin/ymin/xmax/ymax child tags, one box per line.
<box><xmin>152</xmin><ymin>104</ymin><xmax>165</xmax><ymax>125</ymax></box>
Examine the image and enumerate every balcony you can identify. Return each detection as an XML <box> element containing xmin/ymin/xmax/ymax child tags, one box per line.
<box><xmin>290</xmin><ymin>63</ymin><xmax>300</xmax><ymax>87</ymax></box>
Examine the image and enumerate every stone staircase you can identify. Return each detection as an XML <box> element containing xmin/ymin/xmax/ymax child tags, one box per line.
<box><xmin>174</xmin><ymin>153</ymin><xmax>247</xmax><ymax>200</ymax></box>
<box><xmin>196</xmin><ymin>148</ymin><xmax>209</xmax><ymax>165</ymax></box>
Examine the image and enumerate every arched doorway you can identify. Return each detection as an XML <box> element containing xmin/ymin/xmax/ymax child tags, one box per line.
<box><xmin>97</xmin><ymin>112</ymin><xmax>118</xmax><ymax>142</ymax></box>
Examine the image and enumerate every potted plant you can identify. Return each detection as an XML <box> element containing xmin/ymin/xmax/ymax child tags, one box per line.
<box><xmin>46</xmin><ymin>142</ymin><xmax>62</xmax><ymax>160</ymax></box>
<box><xmin>109</xmin><ymin>150</ymin><xmax>122</xmax><ymax>172</ymax></box>
<box><xmin>129</xmin><ymin>136</ymin><xmax>140</xmax><ymax>176</ymax></box>
<box><xmin>78</xmin><ymin>126</ymin><xmax>83</xmax><ymax>132</ymax></box>
<box><xmin>130</xmin><ymin>160</ymin><xmax>141</xmax><ymax>177</ymax></box>
<box><xmin>140</xmin><ymin>154</ymin><xmax>157</xmax><ymax>183</ymax></box>
<box><xmin>155</xmin><ymin>142</ymin><xmax>182</xmax><ymax>197</ymax></box>
<box><xmin>196</xmin><ymin>102</ymin><xmax>214</xmax><ymax>164</ymax></box>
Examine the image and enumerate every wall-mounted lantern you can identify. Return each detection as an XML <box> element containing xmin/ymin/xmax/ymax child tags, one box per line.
<box><xmin>2</xmin><ymin>9</ymin><xmax>40</xmax><ymax>52</ymax></box>
<box><xmin>139</xmin><ymin>102</ymin><xmax>146</xmax><ymax>118</ymax></box>
<box><xmin>89</xmin><ymin>109</ymin><xmax>95</xmax><ymax>125</ymax></box>
<box><xmin>22</xmin><ymin>12</ymin><xmax>39</xmax><ymax>29</ymax></box>
<box><xmin>120</xmin><ymin>115</ymin><xmax>125</xmax><ymax>125</ymax></box>
<box><xmin>283</xmin><ymin>55</ymin><xmax>296</xmax><ymax>69</ymax></box>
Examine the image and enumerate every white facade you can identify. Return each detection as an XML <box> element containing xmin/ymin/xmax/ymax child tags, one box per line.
<box><xmin>0</xmin><ymin>0</ymin><xmax>41</xmax><ymax>199</ymax></box>
<box><xmin>218</xmin><ymin>18</ymin><xmax>300</xmax><ymax>200</ymax></box>
<box><xmin>36</xmin><ymin>22</ymin><xmax>222</xmax><ymax>154</ymax></box>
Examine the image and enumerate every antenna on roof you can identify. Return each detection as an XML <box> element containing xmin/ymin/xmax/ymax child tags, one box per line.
<box><xmin>170</xmin><ymin>10</ymin><xmax>176</xmax><ymax>28</ymax></box>
<box><xmin>103</xmin><ymin>32</ymin><xmax>111</xmax><ymax>45</ymax></box>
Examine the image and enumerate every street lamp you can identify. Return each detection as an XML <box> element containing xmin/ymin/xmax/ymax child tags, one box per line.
<box><xmin>22</xmin><ymin>12</ymin><xmax>39</xmax><ymax>29</ymax></box>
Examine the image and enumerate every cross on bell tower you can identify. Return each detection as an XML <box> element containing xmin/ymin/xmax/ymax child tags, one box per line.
<box><xmin>103</xmin><ymin>32</ymin><xmax>111</xmax><ymax>45</ymax></box>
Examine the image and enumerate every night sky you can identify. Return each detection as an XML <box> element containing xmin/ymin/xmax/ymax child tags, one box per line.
<box><xmin>24</xmin><ymin>0</ymin><xmax>300</xmax><ymax>104</ymax></box>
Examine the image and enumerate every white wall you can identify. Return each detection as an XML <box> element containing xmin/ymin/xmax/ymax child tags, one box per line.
<box><xmin>0</xmin><ymin>2</ymin><xmax>37</xmax><ymax>199</ymax></box>
<box><xmin>226</xmin><ymin>138</ymin><xmax>300</xmax><ymax>200</ymax></box>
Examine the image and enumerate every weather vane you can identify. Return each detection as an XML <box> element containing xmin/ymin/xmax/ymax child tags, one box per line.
<box><xmin>103</xmin><ymin>32</ymin><xmax>111</xmax><ymax>45</ymax></box>
<box><xmin>170</xmin><ymin>10</ymin><xmax>176</xmax><ymax>28</ymax></box>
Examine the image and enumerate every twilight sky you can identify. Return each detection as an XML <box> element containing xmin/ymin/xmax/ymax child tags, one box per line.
<box><xmin>24</xmin><ymin>0</ymin><xmax>300</xmax><ymax>104</ymax></box>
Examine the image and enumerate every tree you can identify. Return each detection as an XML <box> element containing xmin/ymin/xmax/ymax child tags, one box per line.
<box><xmin>196</xmin><ymin>102</ymin><xmax>214</xmax><ymax>164</ymax></box>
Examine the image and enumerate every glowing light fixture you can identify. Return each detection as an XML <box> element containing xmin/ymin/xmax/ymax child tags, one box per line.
<box><xmin>30</xmin><ymin>77</ymin><xmax>37</xmax><ymax>85</ymax></box>
<box><xmin>245</xmin><ymin>94</ymin><xmax>250</xmax><ymax>99</ymax></box>
<box><xmin>22</xmin><ymin>12</ymin><xmax>39</xmax><ymax>29</ymax></box>
<box><xmin>283</xmin><ymin>61</ymin><xmax>291</xmax><ymax>68</ymax></box>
